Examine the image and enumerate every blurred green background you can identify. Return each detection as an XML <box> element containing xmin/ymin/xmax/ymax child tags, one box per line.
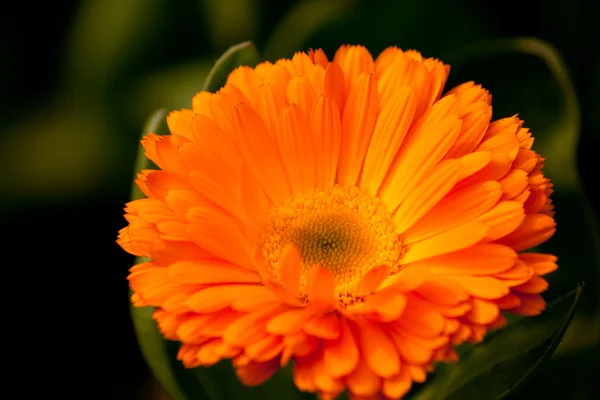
<box><xmin>1</xmin><ymin>0</ymin><xmax>598</xmax><ymax>399</ymax></box>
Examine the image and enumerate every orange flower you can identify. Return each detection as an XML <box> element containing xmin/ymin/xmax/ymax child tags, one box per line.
<box><xmin>118</xmin><ymin>45</ymin><xmax>557</xmax><ymax>399</ymax></box>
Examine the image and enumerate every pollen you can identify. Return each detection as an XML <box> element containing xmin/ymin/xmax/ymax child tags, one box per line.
<box><xmin>262</xmin><ymin>185</ymin><xmax>405</xmax><ymax>300</ymax></box>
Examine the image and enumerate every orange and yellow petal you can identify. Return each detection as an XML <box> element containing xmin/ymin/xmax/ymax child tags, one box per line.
<box><xmin>118</xmin><ymin>44</ymin><xmax>557</xmax><ymax>400</ymax></box>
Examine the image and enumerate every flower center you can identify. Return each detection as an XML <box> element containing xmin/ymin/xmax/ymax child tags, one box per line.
<box><xmin>261</xmin><ymin>185</ymin><xmax>405</xmax><ymax>304</ymax></box>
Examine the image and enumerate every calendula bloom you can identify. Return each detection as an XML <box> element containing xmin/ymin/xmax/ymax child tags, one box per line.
<box><xmin>118</xmin><ymin>45</ymin><xmax>557</xmax><ymax>399</ymax></box>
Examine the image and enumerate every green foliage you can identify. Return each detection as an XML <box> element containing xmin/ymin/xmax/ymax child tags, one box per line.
<box><xmin>409</xmin><ymin>284</ymin><xmax>584</xmax><ymax>400</ymax></box>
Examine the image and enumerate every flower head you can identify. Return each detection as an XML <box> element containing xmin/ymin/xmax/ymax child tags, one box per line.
<box><xmin>118</xmin><ymin>45</ymin><xmax>557</xmax><ymax>399</ymax></box>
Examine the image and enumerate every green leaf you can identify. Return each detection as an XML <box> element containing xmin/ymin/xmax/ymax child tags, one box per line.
<box><xmin>409</xmin><ymin>283</ymin><xmax>584</xmax><ymax>400</ymax></box>
<box><xmin>203</xmin><ymin>41</ymin><xmax>261</xmax><ymax>93</ymax></box>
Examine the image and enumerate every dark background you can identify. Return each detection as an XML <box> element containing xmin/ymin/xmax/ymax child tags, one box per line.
<box><xmin>1</xmin><ymin>0</ymin><xmax>598</xmax><ymax>398</ymax></box>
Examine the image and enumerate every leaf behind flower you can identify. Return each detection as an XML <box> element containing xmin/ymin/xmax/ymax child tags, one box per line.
<box><xmin>408</xmin><ymin>283</ymin><xmax>584</xmax><ymax>400</ymax></box>
<box><xmin>203</xmin><ymin>41</ymin><xmax>261</xmax><ymax>93</ymax></box>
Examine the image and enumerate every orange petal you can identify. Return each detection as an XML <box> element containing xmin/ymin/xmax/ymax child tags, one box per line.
<box><xmin>142</xmin><ymin>170</ymin><xmax>198</xmax><ymax>201</ymax></box>
<box><xmin>456</xmin><ymin>152</ymin><xmax>513</xmax><ymax>189</ymax></box>
<box><xmin>401</xmin><ymin>222</ymin><xmax>489</xmax><ymax>264</ymax></box>
<box><xmin>176</xmin><ymin>314</ymin><xmax>214</xmax><ymax>342</ymax></box>
<box><xmin>360</xmin><ymin>86</ymin><xmax>416</xmax><ymax>194</ymax></box>
<box><xmin>485</xmin><ymin>115</ymin><xmax>521</xmax><ymax>138</ymax></box>
<box><xmin>323</xmin><ymin>319</ymin><xmax>359</xmax><ymax>377</ymax></box>
<box><xmin>452</xmin><ymin>276</ymin><xmax>510</xmax><ymax>299</ymax></box>
<box><xmin>245</xmin><ymin>335</ymin><xmax>285</xmax><ymax>362</ymax></box>
<box><xmin>507</xmin><ymin>293</ymin><xmax>546</xmax><ymax>316</ymax></box>
<box><xmin>264</xmin><ymin>281</ymin><xmax>307</xmax><ymax>307</ymax></box>
<box><xmin>310</xmin><ymin>95</ymin><xmax>342</xmax><ymax>189</ymax></box>
<box><xmin>465</xmin><ymin>298</ymin><xmax>500</xmax><ymax>324</ymax></box>
<box><xmin>300</xmin><ymin>352</ymin><xmax>344</xmax><ymax>395</ymax></box>
<box><xmin>185</xmin><ymin>206</ymin><xmax>254</xmax><ymax>269</ymax></box>
<box><xmin>343</xmin><ymin>358</ymin><xmax>381</xmax><ymax>397</ymax></box>
<box><xmin>377</xmin><ymin>52</ymin><xmax>433</xmax><ymax>117</ymax></box>
<box><xmin>309</xmin><ymin>48</ymin><xmax>329</xmax><ymax>67</ymax></box>
<box><xmin>377</xmin><ymin>265</ymin><xmax>431</xmax><ymax>294</ymax></box>
<box><xmin>498</xmin><ymin>213</ymin><xmax>557</xmax><ymax>251</ymax></box>
<box><xmin>411</xmin><ymin>243</ymin><xmax>517</xmax><ymax>276</ymax></box>
<box><xmin>278</xmin><ymin>104</ymin><xmax>316</xmax><ymax>193</ymax></box>
<box><xmin>413</xmin><ymin>276</ymin><xmax>470</xmax><ymax>305</ymax></box>
<box><xmin>347</xmin><ymin>292</ymin><xmax>407</xmax><ymax>322</ymax></box>
<box><xmin>408</xmin><ymin>365</ymin><xmax>427</xmax><ymax>383</ymax></box>
<box><xmin>396</xmin><ymin>295</ymin><xmax>446</xmax><ymax>338</ymax></box>
<box><xmin>306</xmin><ymin>266</ymin><xmax>337</xmax><ymax>310</ymax></box>
<box><xmin>164</xmin><ymin>189</ymin><xmax>205</xmax><ymax>218</ymax></box>
<box><xmin>287</xmin><ymin>76</ymin><xmax>317</xmax><ymax>116</ymax></box>
<box><xmin>404</xmin><ymin>181</ymin><xmax>502</xmax><ymax>244</ymax></box>
<box><xmin>197</xmin><ymin>339</ymin><xmax>227</xmax><ymax>366</ymax></box>
<box><xmin>177</xmin><ymin>343</ymin><xmax>204</xmax><ymax>368</ymax></box>
<box><xmin>293</xmin><ymin>353</ymin><xmax>318</xmax><ymax>392</ymax></box>
<box><xmin>494</xmin><ymin>293</ymin><xmax>522</xmax><ymax>309</ymax></box>
<box><xmin>142</xmin><ymin>134</ymin><xmax>187</xmax><ymax>175</ymax></box>
<box><xmin>193</xmin><ymin>311</ymin><xmax>244</xmax><ymax>337</ymax></box>
<box><xmin>519</xmin><ymin>253</ymin><xmax>558</xmax><ymax>275</ymax></box>
<box><xmin>357</xmin><ymin>318</ymin><xmax>401</xmax><ymax>378</ymax></box>
<box><xmin>186</xmin><ymin>284</ymin><xmax>263</xmax><ymax>312</ymax></box>
<box><xmin>445</xmin><ymin>106</ymin><xmax>492</xmax><ymax>158</ymax></box>
<box><xmin>456</xmin><ymin>150</ymin><xmax>492</xmax><ymax>181</ymax></box>
<box><xmin>283</xmin><ymin>331</ymin><xmax>320</xmax><ymax>363</ymax></box>
<box><xmin>474</xmin><ymin>201</ymin><xmax>526</xmax><ymax>241</ymax></box>
<box><xmin>358</xmin><ymin>265</ymin><xmax>391</xmax><ymax>296</ymax></box>
<box><xmin>236</xmin><ymin>358</ymin><xmax>280</xmax><ymax>386</ymax></box>
<box><xmin>500</xmin><ymin>169</ymin><xmax>529</xmax><ymax>200</ymax></box>
<box><xmin>476</xmin><ymin>132</ymin><xmax>520</xmax><ymax>160</ymax></box>
<box><xmin>166</xmin><ymin>109</ymin><xmax>195</xmax><ymax>141</ymax></box>
<box><xmin>231</xmin><ymin>287</ymin><xmax>283</xmax><ymax>312</ymax></box>
<box><xmin>150</xmin><ymin>239</ymin><xmax>211</xmax><ymax>266</ymax></box>
<box><xmin>267</xmin><ymin>308</ymin><xmax>313</xmax><ymax>335</ymax></box>
<box><xmin>279</xmin><ymin>244</ymin><xmax>302</xmax><ymax>298</ymax></box>
<box><xmin>192</xmin><ymin>91</ymin><xmax>212</xmax><ymax>117</ymax></box>
<box><xmin>379</xmin><ymin>95</ymin><xmax>462</xmax><ymax>211</ymax></box>
<box><xmin>257</xmin><ymin>83</ymin><xmax>285</xmax><ymax>136</ymax></box>
<box><xmin>389</xmin><ymin>328</ymin><xmax>435</xmax><ymax>364</ymax></box>
<box><xmin>513</xmin><ymin>275</ymin><xmax>549</xmax><ymax>294</ymax></box>
<box><xmin>382</xmin><ymin>366</ymin><xmax>413</xmax><ymax>399</ymax></box>
<box><xmin>334</xmin><ymin>45</ymin><xmax>375</xmax><ymax>92</ymax></box>
<box><xmin>304</xmin><ymin>313</ymin><xmax>341</xmax><ymax>339</ymax></box>
<box><xmin>393</xmin><ymin>158</ymin><xmax>462</xmax><ymax>233</ymax></box>
<box><xmin>513</xmin><ymin>148</ymin><xmax>539</xmax><ymax>173</ymax></box>
<box><xmin>375</xmin><ymin>47</ymin><xmax>401</xmax><ymax>75</ymax></box>
<box><xmin>168</xmin><ymin>259</ymin><xmax>261</xmax><ymax>284</ymax></box>
<box><xmin>226</xmin><ymin>66</ymin><xmax>263</xmax><ymax>106</ymax></box>
<box><xmin>338</xmin><ymin>73</ymin><xmax>379</xmax><ymax>186</ymax></box>
<box><xmin>239</xmin><ymin>164</ymin><xmax>271</xmax><ymax>231</ymax></box>
<box><xmin>495</xmin><ymin>261</ymin><xmax>535</xmax><ymax>286</ymax></box>
<box><xmin>224</xmin><ymin>306</ymin><xmax>283</xmax><ymax>346</ymax></box>
<box><xmin>231</xmin><ymin>103</ymin><xmax>291</xmax><ymax>203</ymax></box>
<box><xmin>323</xmin><ymin>61</ymin><xmax>346</xmax><ymax>112</ymax></box>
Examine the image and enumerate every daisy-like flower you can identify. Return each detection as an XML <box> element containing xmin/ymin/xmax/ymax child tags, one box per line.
<box><xmin>118</xmin><ymin>45</ymin><xmax>557</xmax><ymax>399</ymax></box>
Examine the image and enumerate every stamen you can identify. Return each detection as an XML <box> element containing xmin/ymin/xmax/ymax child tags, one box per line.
<box><xmin>262</xmin><ymin>185</ymin><xmax>405</xmax><ymax>305</ymax></box>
